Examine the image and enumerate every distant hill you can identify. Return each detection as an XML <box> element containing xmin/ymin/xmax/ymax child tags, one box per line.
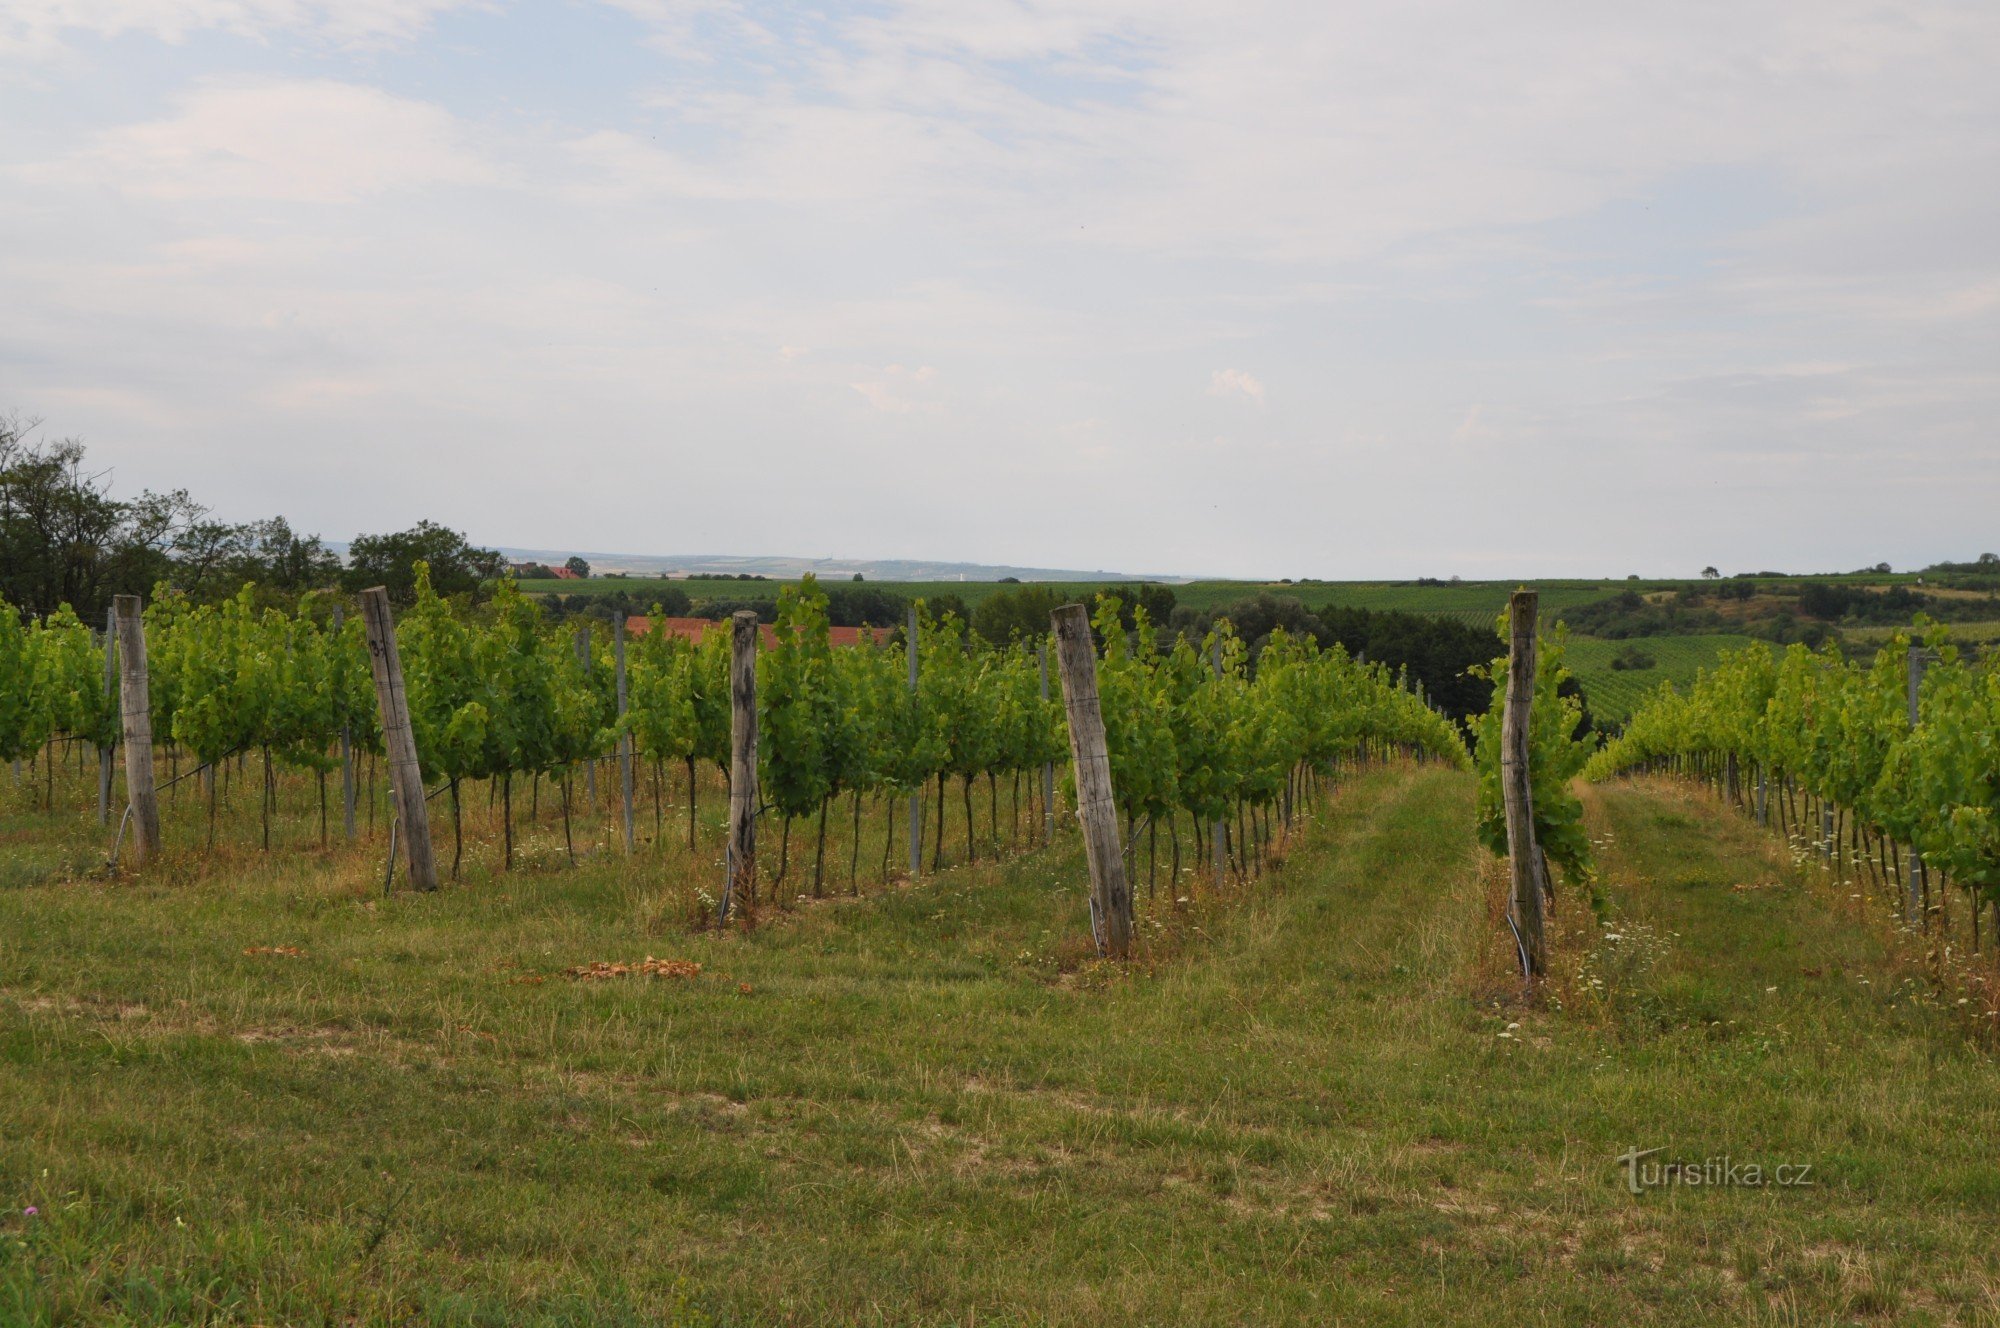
<box><xmin>489</xmin><ymin>549</ymin><xmax>1186</xmax><ymax>583</ymax></box>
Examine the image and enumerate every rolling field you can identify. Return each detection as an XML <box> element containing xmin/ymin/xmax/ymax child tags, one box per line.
<box><xmin>1564</xmin><ymin>633</ymin><xmax>1762</xmax><ymax>726</ymax></box>
<box><xmin>520</xmin><ymin>576</ymin><xmax>1695</xmax><ymax>619</ymax></box>
<box><xmin>4</xmin><ymin>764</ymin><xmax>1998</xmax><ymax>1324</ymax></box>
<box><xmin>1849</xmin><ymin>620</ymin><xmax>2000</xmax><ymax>648</ymax></box>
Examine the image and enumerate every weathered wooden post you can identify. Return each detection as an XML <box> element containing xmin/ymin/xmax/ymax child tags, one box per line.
<box><xmin>576</xmin><ymin>623</ymin><xmax>598</xmax><ymax>805</ymax></box>
<box><xmin>1050</xmin><ymin>604</ymin><xmax>1133</xmax><ymax>959</ymax></box>
<box><xmin>907</xmin><ymin>605</ymin><xmax>923</xmax><ymax>877</ymax></box>
<box><xmin>1210</xmin><ymin>642</ymin><xmax>1226</xmax><ymax>888</ymax></box>
<box><xmin>1907</xmin><ymin>644</ymin><xmax>1926</xmax><ymax>729</ymax></box>
<box><xmin>614</xmin><ymin>613</ymin><xmax>634</xmax><ymax>853</ymax></box>
<box><xmin>112</xmin><ymin>595</ymin><xmax>161</xmax><ymax>862</ymax></box>
<box><xmin>97</xmin><ymin>605</ymin><xmax>116</xmax><ymax>825</ymax></box>
<box><xmin>1039</xmin><ymin>641</ymin><xmax>1055</xmax><ymax>843</ymax></box>
<box><xmin>335</xmin><ymin>604</ymin><xmax>356</xmax><ymax>840</ymax></box>
<box><xmin>358</xmin><ymin>587</ymin><xmax>438</xmax><ymax>892</ymax></box>
<box><xmin>1905</xmin><ymin>644</ymin><xmax>1927</xmax><ymax>924</ymax></box>
<box><xmin>1500</xmin><ymin>589</ymin><xmax>1547</xmax><ymax>978</ymax></box>
<box><xmin>721</xmin><ymin>611</ymin><xmax>759</xmax><ymax>921</ymax></box>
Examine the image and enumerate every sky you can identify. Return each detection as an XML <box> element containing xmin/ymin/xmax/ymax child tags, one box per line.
<box><xmin>2</xmin><ymin>1</ymin><xmax>1996</xmax><ymax>580</ymax></box>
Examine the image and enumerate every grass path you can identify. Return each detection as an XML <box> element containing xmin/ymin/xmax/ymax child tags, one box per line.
<box><xmin>2</xmin><ymin>766</ymin><xmax>1997</xmax><ymax>1325</ymax></box>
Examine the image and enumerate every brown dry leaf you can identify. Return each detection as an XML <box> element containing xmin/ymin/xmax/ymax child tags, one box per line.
<box><xmin>564</xmin><ymin>957</ymin><xmax>703</xmax><ymax>982</ymax></box>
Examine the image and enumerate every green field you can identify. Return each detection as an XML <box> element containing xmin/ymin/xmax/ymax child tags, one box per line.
<box><xmin>520</xmin><ymin>576</ymin><xmax>1696</xmax><ymax>619</ymax></box>
<box><xmin>523</xmin><ymin>573</ymin><xmax>1926</xmax><ymax>625</ymax></box>
<box><xmin>1564</xmin><ymin>633</ymin><xmax>1763</xmax><ymax>726</ymax></box>
<box><xmin>4</xmin><ymin>764</ymin><xmax>1998</xmax><ymax>1324</ymax></box>
<box><xmin>1849</xmin><ymin>619</ymin><xmax>2000</xmax><ymax>647</ymax></box>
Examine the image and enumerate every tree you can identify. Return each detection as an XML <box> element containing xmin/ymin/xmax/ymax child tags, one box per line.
<box><xmin>0</xmin><ymin>419</ymin><xmax>202</xmax><ymax>619</ymax></box>
<box><xmin>972</xmin><ymin>584</ymin><xmax>1070</xmax><ymax>645</ymax></box>
<box><xmin>565</xmin><ymin>555</ymin><xmax>591</xmax><ymax>578</ymax></box>
<box><xmin>241</xmin><ymin>518</ymin><xmax>341</xmax><ymax>593</ymax></box>
<box><xmin>344</xmin><ymin>521</ymin><xmax>503</xmax><ymax>604</ymax></box>
<box><xmin>1702</xmin><ymin>566</ymin><xmax>1721</xmax><ymax>579</ymax></box>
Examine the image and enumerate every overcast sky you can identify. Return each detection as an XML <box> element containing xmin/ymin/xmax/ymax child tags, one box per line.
<box><xmin>3</xmin><ymin>2</ymin><xmax>1996</xmax><ymax>579</ymax></box>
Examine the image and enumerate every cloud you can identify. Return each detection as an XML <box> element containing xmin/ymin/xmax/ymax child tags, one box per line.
<box><xmin>849</xmin><ymin>365</ymin><xmax>936</xmax><ymax>414</ymax></box>
<box><xmin>69</xmin><ymin>80</ymin><xmax>497</xmax><ymax>203</ymax></box>
<box><xmin>0</xmin><ymin>0</ymin><xmax>476</xmax><ymax>56</ymax></box>
<box><xmin>1208</xmin><ymin>369</ymin><xmax>1265</xmax><ymax>406</ymax></box>
<box><xmin>1450</xmin><ymin>404</ymin><xmax>1484</xmax><ymax>446</ymax></box>
<box><xmin>0</xmin><ymin>2</ymin><xmax>1996</xmax><ymax>577</ymax></box>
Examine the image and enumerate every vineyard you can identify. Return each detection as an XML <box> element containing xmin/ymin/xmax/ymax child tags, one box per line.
<box><xmin>1562</xmin><ymin>633</ymin><xmax>1762</xmax><ymax>725</ymax></box>
<box><xmin>0</xmin><ymin>571</ymin><xmax>1464</xmax><ymax>938</ymax></box>
<box><xmin>5</xmin><ymin>575</ymin><xmax>2000</xmax><ymax>1323</ymax></box>
<box><xmin>1588</xmin><ymin>629</ymin><xmax>2000</xmax><ymax>953</ymax></box>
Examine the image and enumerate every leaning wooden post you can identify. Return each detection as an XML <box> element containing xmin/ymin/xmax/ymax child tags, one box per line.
<box><xmin>1500</xmin><ymin>589</ymin><xmax>1547</xmax><ymax>978</ymax></box>
<box><xmin>335</xmin><ymin>604</ymin><xmax>356</xmax><ymax>840</ymax></box>
<box><xmin>97</xmin><ymin>605</ymin><xmax>116</xmax><ymax>825</ymax></box>
<box><xmin>1038</xmin><ymin>640</ymin><xmax>1055</xmax><ymax>843</ymax></box>
<box><xmin>721</xmin><ymin>611</ymin><xmax>759</xmax><ymax>921</ymax></box>
<box><xmin>1050</xmin><ymin>604</ymin><xmax>1133</xmax><ymax>959</ymax></box>
<box><xmin>907</xmin><ymin>605</ymin><xmax>923</xmax><ymax>878</ymax></box>
<box><xmin>112</xmin><ymin>595</ymin><xmax>161</xmax><ymax>862</ymax></box>
<box><xmin>614</xmin><ymin>613</ymin><xmax>634</xmax><ymax>853</ymax></box>
<box><xmin>358</xmin><ymin>587</ymin><xmax>438</xmax><ymax>892</ymax></box>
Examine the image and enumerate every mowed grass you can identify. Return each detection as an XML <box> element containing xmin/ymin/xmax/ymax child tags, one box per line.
<box><xmin>2</xmin><ymin>763</ymin><xmax>1999</xmax><ymax>1324</ymax></box>
<box><xmin>1565</xmin><ymin>633</ymin><xmax>1763</xmax><ymax>725</ymax></box>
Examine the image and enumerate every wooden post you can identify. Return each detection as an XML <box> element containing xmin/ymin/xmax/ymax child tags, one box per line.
<box><xmin>1907</xmin><ymin>644</ymin><xmax>1925</xmax><ymax>729</ymax></box>
<box><xmin>1210</xmin><ymin>642</ymin><xmax>1226</xmax><ymax>888</ymax></box>
<box><xmin>112</xmin><ymin>596</ymin><xmax>161</xmax><ymax>862</ymax></box>
<box><xmin>358</xmin><ymin>587</ymin><xmax>438</xmax><ymax>892</ymax></box>
<box><xmin>1905</xmin><ymin>644</ymin><xmax>1926</xmax><ymax>924</ymax></box>
<box><xmin>1500</xmin><ymin>589</ymin><xmax>1547</xmax><ymax>978</ymax></box>
<box><xmin>615</xmin><ymin>613</ymin><xmax>634</xmax><ymax>853</ymax></box>
<box><xmin>97</xmin><ymin>605</ymin><xmax>116</xmax><ymax>825</ymax></box>
<box><xmin>576</xmin><ymin>623</ymin><xmax>598</xmax><ymax>804</ymax></box>
<box><xmin>722</xmin><ymin>611</ymin><xmax>759</xmax><ymax>921</ymax></box>
<box><xmin>1039</xmin><ymin>641</ymin><xmax>1055</xmax><ymax>843</ymax></box>
<box><xmin>1050</xmin><ymin>604</ymin><xmax>1132</xmax><ymax>959</ymax></box>
<box><xmin>907</xmin><ymin>605</ymin><xmax>922</xmax><ymax>878</ymax></box>
<box><xmin>336</xmin><ymin>604</ymin><xmax>356</xmax><ymax>840</ymax></box>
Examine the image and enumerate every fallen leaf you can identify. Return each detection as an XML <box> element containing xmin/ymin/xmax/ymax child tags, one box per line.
<box><xmin>564</xmin><ymin>957</ymin><xmax>703</xmax><ymax>981</ymax></box>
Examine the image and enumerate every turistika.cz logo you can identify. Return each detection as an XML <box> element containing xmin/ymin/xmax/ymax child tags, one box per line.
<box><xmin>1615</xmin><ymin>1147</ymin><xmax>1816</xmax><ymax>1195</ymax></box>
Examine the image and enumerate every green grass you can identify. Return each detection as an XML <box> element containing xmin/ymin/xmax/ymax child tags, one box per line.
<box><xmin>1565</xmin><ymin>633</ymin><xmax>1763</xmax><ymax>726</ymax></box>
<box><xmin>3</xmin><ymin>762</ymin><xmax>1998</xmax><ymax>1324</ymax></box>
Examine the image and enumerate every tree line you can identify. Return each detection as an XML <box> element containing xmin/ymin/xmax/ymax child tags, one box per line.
<box><xmin>0</xmin><ymin>417</ymin><xmax>503</xmax><ymax>620</ymax></box>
